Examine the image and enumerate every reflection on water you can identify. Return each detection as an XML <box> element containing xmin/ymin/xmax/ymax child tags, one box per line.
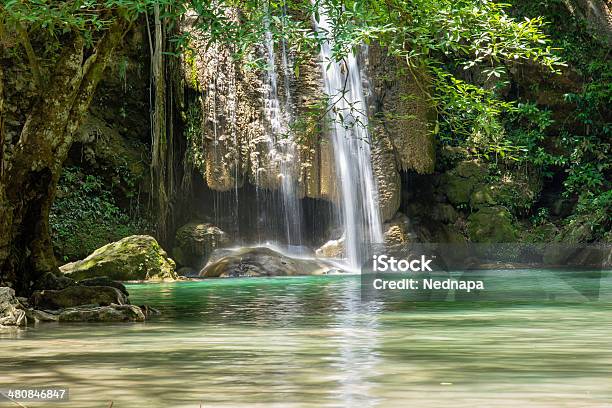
<box><xmin>1</xmin><ymin>273</ymin><xmax>612</xmax><ymax>407</ymax></box>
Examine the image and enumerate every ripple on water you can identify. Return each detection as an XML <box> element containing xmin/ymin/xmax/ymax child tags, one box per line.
<box><xmin>1</xmin><ymin>273</ymin><xmax>612</xmax><ymax>407</ymax></box>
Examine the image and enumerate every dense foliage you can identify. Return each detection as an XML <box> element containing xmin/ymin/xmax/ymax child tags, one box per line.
<box><xmin>504</xmin><ymin>1</ymin><xmax>611</xmax><ymax>241</ymax></box>
<box><xmin>50</xmin><ymin>167</ymin><xmax>148</xmax><ymax>261</ymax></box>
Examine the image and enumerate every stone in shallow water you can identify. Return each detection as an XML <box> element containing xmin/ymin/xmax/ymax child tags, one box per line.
<box><xmin>60</xmin><ymin>235</ymin><xmax>177</xmax><ymax>281</ymax></box>
<box><xmin>0</xmin><ymin>287</ymin><xmax>26</xmax><ymax>327</ymax></box>
<box><xmin>200</xmin><ymin>247</ymin><xmax>338</xmax><ymax>278</ymax></box>
<box><xmin>58</xmin><ymin>304</ymin><xmax>145</xmax><ymax>322</ymax></box>
<box><xmin>30</xmin><ymin>285</ymin><xmax>128</xmax><ymax>310</ymax></box>
<box><xmin>25</xmin><ymin>309</ymin><xmax>59</xmax><ymax>323</ymax></box>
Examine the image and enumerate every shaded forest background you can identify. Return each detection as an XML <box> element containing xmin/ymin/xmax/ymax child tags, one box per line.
<box><xmin>0</xmin><ymin>0</ymin><xmax>610</xmax><ymax>292</ymax></box>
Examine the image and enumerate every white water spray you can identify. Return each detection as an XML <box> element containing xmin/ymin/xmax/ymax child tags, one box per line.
<box><xmin>314</xmin><ymin>7</ymin><xmax>384</xmax><ymax>270</ymax></box>
<box><xmin>262</xmin><ymin>12</ymin><xmax>303</xmax><ymax>248</ymax></box>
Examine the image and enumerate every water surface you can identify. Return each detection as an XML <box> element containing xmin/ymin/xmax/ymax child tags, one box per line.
<box><xmin>1</xmin><ymin>272</ymin><xmax>612</xmax><ymax>407</ymax></box>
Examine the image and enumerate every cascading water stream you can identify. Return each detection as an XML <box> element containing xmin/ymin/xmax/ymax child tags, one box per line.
<box><xmin>262</xmin><ymin>11</ymin><xmax>304</xmax><ymax>250</ymax></box>
<box><xmin>314</xmin><ymin>7</ymin><xmax>384</xmax><ymax>270</ymax></box>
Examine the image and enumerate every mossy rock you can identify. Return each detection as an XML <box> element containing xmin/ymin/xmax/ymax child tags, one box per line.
<box><xmin>58</xmin><ymin>305</ymin><xmax>145</xmax><ymax>322</ymax></box>
<box><xmin>455</xmin><ymin>160</ymin><xmax>488</xmax><ymax>179</ymax></box>
<box><xmin>441</xmin><ymin>174</ymin><xmax>476</xmax><ymax>205</ymax></box>
<box><xmin>431</xmin><ymin>203</ymin><xmax>460</xmax><ymax>223</ymax></box>
<box><xmin>173</xmin><ymin>221</ymin><xmax>230</xmax><ymax>268</ymax></box>
<box><xmin>0</xmin><ymin>287</ymin><xmax>26</xmax><ymax>327</ymax></box>
<box><xmin>30</xmin><ymin>286</ymin><xmax>127</xmax><ymax>310</ymax></box>
<box><xmin>467</xmin><ymin>206</ymin><xmax>518</xmax><ymax>243</ymax></box>
<box><xmin>440</xmin><ymin>160</ymin><xmax>489</xmax><ymax>206</ymax></box>
<box><xmin>60</xmin><ymin>235</ymin><xmax>177</xmax><ymax>281</ymax></box>
<box><xmin>470</xmin><ymin>185</ymin><xmax>497</xmax><ymax>209</ymax></box>
<box><xmin>201</xmin><ymin>247</ymin><xmax>336</xmax><ymax>278</ymax></box>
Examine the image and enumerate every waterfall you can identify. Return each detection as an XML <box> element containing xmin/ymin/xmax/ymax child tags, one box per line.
<box><xmin>262</xmin><ymin>12</ymin><xmax>304</xmax><ymax>250</ymax></box>
<box><xmin>314</xmin><ymin>8</ymin><xmax>384</xmax><ymax>270</ymax></box>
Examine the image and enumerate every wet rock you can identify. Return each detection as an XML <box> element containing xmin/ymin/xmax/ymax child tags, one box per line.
<box><xmin>366</xmin><ymin>44</ymin><xmax>436</xmax><ymax>174</ymax></box>
<box><xmin>34</xmin><ymin>272</ymin><xmax>76</xmax><ymax>291</ymax></box>
<box><xmin>469</xmin><ymin>185</ymin><xmax>497</xmax><ymax>209</ymax></box>
<box><xmin>60</xmin><ymin>235</ymin><xmax>177</xmax><ymax>281</ymax></box>
<box><xmin>173</xmin><ymin>221</ymin><xmax>230</xmax><ymax>268</ymax></box>
<box><xmin>440</xmin><ymin>160</ymin><xmax>488</xmax><ymax>205</ymax></box>
<box><xmin>78</xmin><ymin>277</ymin><xmax>128</xmax><ymax>296</ymax></box>
<box><xmin>25</xmin><ymin>309</ymin><xmax>59</xmax><ymax>323</ymax></box>
<box><xmin>455</xmin><ymin>160</ymin><xmax>488</xmax><ymax>179</ymax></box>
<box><xmin>58</xmin><ymin>304</ymin><xmax>145</xmax><ymax>322</ymax></box>
<box><xmin>431</xmin><ymin>203</ymin><xmax>459</xmax><ymax>223</ymax></box>
<box><xmin>383</xmin><ymin>213</ymin><xmax>414</xmax><ymax>246</ymax></box>
<box><xmin>0</xmin><ymin>287</ymin><xmax>26</xmax><ymax>327</ymax></box>
<box><xmin>442</xmin><ymin>174</ymin><xmax>477</xmax><ymax>205</ymax></box>
<box><xmin>140</xmin><ymin>305</ymin><xmax>161</xmax><ymax>318</ymax></box>
<box><xmin>316</xmin><ymin>237</ymin><xmax>345</xmax><ymax>258</ymax></box>
<box><xmin>467</xmin><ymin>206</ymin><xmax>518</xmax><ymax>243</ymax></box>
<box><xmin>201</xmin><ymin>247</ymin><xmax>336</xmax><ymax>278</ymax></box>
<box><xmin>371</xmin><ymin>133</ymin><xmax>401</xmax><ymax>221</ymax></box>
<box><xmin>177</xmin><ymin>266</ymin><xmax>198</xmax><ymax>277</ymax></box>
<box><xmin>30</xmin><ymin>286</ymin><xmax>127</xmax><ymax>310</ymax></box>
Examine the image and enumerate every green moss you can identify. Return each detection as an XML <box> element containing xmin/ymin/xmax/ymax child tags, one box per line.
<box><xmin>467</xmin><ymin>206</ymin><xmax>518</xmax><ymax>243</ymax></box>
<box><xmin>61</xmin><ymin>235</ymin><xmax>177</xmax><ymax>281</ymax></box>
<box><xmin>50</xmin><ymin>166</ymin><xmax>150</xmax><ymax>262</ymax></box>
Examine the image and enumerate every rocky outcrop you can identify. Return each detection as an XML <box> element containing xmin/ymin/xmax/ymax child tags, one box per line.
<box><xmin>366</xmin><ymin>45</ymin><xmax>435</xmax><ymax>175</ymax></box>
<box><xmin>182</xmin><ymin>16</ymin><xmax>431</xmax><ymax>222</ymax></box>
<box><xmin>0</xmin><ymin>287</ymin><xmax>26</xmax><ymax>327</ymax></box>
<box><xmin>58</xmin><ymin>304</ymin><xmax>145</xmax><ymax>322</ymax></box>
<box><xmin>383</xmin><ymin>213</ymin><xmax>414</xmax><ymax>246</ymax></box>
<box><xmin>565</xmin><ymin>0</ymin><xmax>612</xmax><ymax>43</ymax></box>
<box><xmin>182</xmin><ymin>9</ymin><xmax>330</xmax><ymax>198</ymax></box>
<box><xmin>34</xmin><ymin>272</ymin><xmax>76</xmax><ymax>291</ymax></box>
<box><xmin>3</xmin><ymin>274</ymin><xmax>152</xmax><ymax>324</ymax></box>
<box><xmin>79</xmin><ymin>277</ymin><xmax>129</xmax><ymax>296</ymax></box>
<box><xmin>467</xmin><ymin>206</ymin><xmax>518</xmax><ymax>243</ymax></box>
<box><xmin>30</xmin><ymin>286</ymin><xmax>127</xmax><ymax>310</ymax></box>
<box><xmin>365</xmin><ymin>45</ymin><xmax>435</xmax><ymax>221</ymax></box>
<box><xmin>316</xmin><ymin>236</ymin><xmax>345</xmax><ymax>258</ymax></box>
<box><xmin>372</xmin><ymin>133</ymin><xmax>402</xmax><ymax>221</ymax></box>
<box><xmin>173</xmin><ymin>221</ymin><xmax>230</xmax><ymax>268</ymax></box>
<box><xmin>61</xmin><ymin>235</ymin><xmax>177</xmax><ymax>281</ymax></box>
<box><xmin>201</xmin><ymin>247</ymin><xmax>338</xmax><ymax>277</ymax></box>
<box><xmin>440</xmin><ymin>160</ymin><xmax>489</xmax><ymax>206</ymax></box>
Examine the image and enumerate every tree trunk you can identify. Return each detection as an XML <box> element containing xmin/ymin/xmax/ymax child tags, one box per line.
<box><xmin>0</xmin><ymin>19</ymin><xmax>128</xmax><ymax>296</ymax></box>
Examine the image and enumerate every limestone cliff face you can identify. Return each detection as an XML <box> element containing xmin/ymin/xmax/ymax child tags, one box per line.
<box><xmin>183</xmin><ymin>16</ymin><xmax>434</xmax><ymax>220</ymax></box>
<box><xmin>182</xmin><ymin>11</ymin><xmax>335</xmax><ymax>200</ymax></box>
<box><xmin>365</xmin><ymin>45</ymin><xmax>435</xmax><ymax>174</ymax></box>
<box><xmin>365</xmin><ymin>45</ymin><xmax>435</xmax><ymax>221</ymax></box>
<box><xmin>564</xmin><ymin>0</ymin><xmax>612</xmax><ymax>43</ymax></box>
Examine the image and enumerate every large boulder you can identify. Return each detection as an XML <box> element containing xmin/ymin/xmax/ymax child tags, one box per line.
<box><xmin>30</xmin><ymin>286</ymin><xmax>128</xmax><ymax>310</ymax></box>
<box><xmin>0</xmin><ymin>287</ymin><xmax>26</xmax><ymax>327</ymax></box>
<box><xmin>467</xmin><ymin>206</ymin><xmax>518</xmax><ymax>243</ymax></box>
<box><xmin>61</xmin><ymin>235</ymin><xmax>177</xmax><ymax>281</ymax></box>
<box><xmin>173</xmin><ymin>222</ymin><xmax>230</xmax><ymax>268</ymax></box>
<box><xmin>201</xmin><ymin>247</ymin><xmax>338</xmax><ymax>278</ymax></box>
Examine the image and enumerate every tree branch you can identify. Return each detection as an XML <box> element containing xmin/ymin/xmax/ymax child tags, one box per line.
<box><xmin>58</xmin><ymin>16</ymin><xmax>130</xmax><ymax>161</ymax></box>
<box><xmin>16</xmin><ymin>23</ymin><xmax>43</xmax><ymax>90</ymax></box>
